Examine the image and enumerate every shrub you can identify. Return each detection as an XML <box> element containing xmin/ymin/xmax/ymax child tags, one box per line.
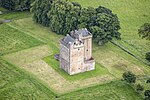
<box><xmin>146</xmin><ymin>78</ymin><xmax>150</xmax><ymax>83</ymax></box>
<box><xmin>136</xmin><ymin>84</ymin><xmax>144</xmax><ymax>92</ymax></box>
<box><xmin>122</xmin><ymin>71</ymin><xmax>136</xmax><ymax>83</ymax></box>
<box><xmin>144</xmin><ymin>90</ymin><xmax>150</xmax><ymax>99</ymax></box>
<box><xmin>145</xmin><ymin>52</ymin><xmax>150</xmax><ymax>61</ymax></box>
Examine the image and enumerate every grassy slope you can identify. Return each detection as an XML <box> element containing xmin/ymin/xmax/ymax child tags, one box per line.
<box><xmin>0</xmin><ymin>58</ymin><xmax>56</xmax><ymax>99</ymax></box>
<box><xmin>9</xmin><ymin>18</ymin><xmax>150</xmax><ymax>78</ymax></box>
<box><xmin>59</xmin><ymin>81</ymin><xmax>142</xmax><ymax>100</ymax></box>
<box><xmin>1</xmin><ymin>9</ymin><xmax>148</xmax><ymax>100</ymax></box>
<box><xmin>0</xmin><ymin>24</ymin><xmax>43</xmax><ymax>56</ymax></box>
<box><xmin>70</xmin><ymin>0</ymin><xmax>150</xmax><ymax>64</ymax></box>
<box><xmin>0</xmin><ymin>57</ymin><xmax>142</xmax><ymax>100</ymax></box>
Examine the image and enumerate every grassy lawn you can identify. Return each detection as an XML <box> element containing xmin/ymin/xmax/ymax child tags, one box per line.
<box><xmin>9</xmin><ymin>18</ymin><xmax>150</xmax><ymax>76</ymax></box>
<box><xmin>59</xmin><ymin>81</ymin><xmax>143</xmax><ymax>100</ymax></box>
<box><xmin>0</xmin><ymin>58</ymin><xmax>56</xmax><ymax>99</ymax></box>
<box><xmin>44</xmin><ymin>55</ymin><xmax>109</xmax><ymax>81</ymax></box>
<box><xmin>70</xmin><ymin>0</ymin><xmax>150</xmax><ymax>65</ymax></box>
<box><xmin>0</xmin><ymin>24</ymin><xmax>43</xmax><ymax>56</ymax></box>
<box><xmin>0</xmin><ymin>58</ymin><xmax>143</xmax><ymax>100</ymax></box>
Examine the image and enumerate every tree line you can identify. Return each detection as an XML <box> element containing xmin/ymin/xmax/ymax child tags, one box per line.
<box><xmin>0</xmin><ymin>0</ymin><xmax>34</xmax><ymax>11</ymax></box>
<box><xmin>31</xmin><ymin>0</ymin><xmax>121</xmax><ymax>45</ymax></box>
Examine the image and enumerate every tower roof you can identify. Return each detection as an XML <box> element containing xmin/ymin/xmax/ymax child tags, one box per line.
<box><xmin>63</xmin><ymin>34</ymin><xmax>75</xmax><ymax>44</ymax></box>
<box><xmin>77</xmin><ymin>28</ymin><xmax>91</xmax><ymax>37</ymax></box>
<box><xmin>61</xmin><ymin>28</ymin><xmax>91</xmax><ymax>47</ymax></box>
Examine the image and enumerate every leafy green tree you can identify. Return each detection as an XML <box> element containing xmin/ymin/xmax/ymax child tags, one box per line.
<box><xmin>136</xmin><ymin>84</ymin><xmax>144</xmax><ymax>92</ymax></box>
<box><xmin>138</xmin><ymin>23</ymin><xmax>150</xmax><ymax>40</ymax></box>
<box><xmin>32</xmin><ymin>0</ymin><xmax>121</xmax><ymax>45</ymax></box>
<box><xmin>122</xmin><ymin>71</ymin><xmax>136</xmax><ymax>83</ymax></box>
<box><xmin>146</xmin><ymin>78</ymin><xmax>150</xmax><ymax>83</ymax></box>
<box><xmin>144</xmin><ymin>90</ymin><xmax>150</xmax><ymax>100</ymax></box>
<box><xmin>138</xmin><ymin>23</ymin><xmax>150</xmax><ymax>61</ymax></box>
<box><xmin>47</xmin><ymin>0</ymin><xmax>81</xmax><ymax>34</ymax></box>
<box><xmin>31</xmin><ymin>0</ymin><xmax>52</xmax><ymax>26</ymax></box>
<box><xmin>145</xmin><ymin>52</ymin><xmax>150</xmax><ymax>61</ymax></box>
<box><xmin>1</xmin><ymin>0</ymin><xmax>34</xmax><ymax>11</ymax></box>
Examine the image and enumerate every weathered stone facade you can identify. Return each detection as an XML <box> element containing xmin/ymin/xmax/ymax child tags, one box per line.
<box><xmin>59</xmin><ymin>28</ymin><xmax>95</xmax><ymax>75</ymax></box>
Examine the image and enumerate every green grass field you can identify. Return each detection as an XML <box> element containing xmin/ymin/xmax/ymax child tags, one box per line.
<box><xmin>44</xmin><ymin>55</ymin><xmax>110</xmax><ymax>81</ymax></box>
<box><xmin>70</xmin><ymin>0</ymin><xmax>150</xmax><ymax>65</ymax></box>
<box><xmin>59</xmin><ymin>81</ymin><xmax>143</xmax><ymax>100</ymax></box>
<box><xmin>0</xmin><ymin>24</ymin><xmax>43</xmax><ymax>56</ymax></box>
<box><xmin>0</xmin><ymin>0</ymin><xmax>150</xmax><ymax>99</ymax></box>
<box><xmin>0</xmin><ymin>58</ymin><xmax>144</xmax><ymax>100</ymax></box>
<box><xmin>0</xmin><ymin>58</ymin><xmax>56</xmax><ymax>99</ymax></box>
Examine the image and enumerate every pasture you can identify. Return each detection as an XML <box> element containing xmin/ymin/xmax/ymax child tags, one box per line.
<box><xmin>70</xmin><ymin>0</ymin><xmax>150</xmax><ymax>65</ymax></box>
<box><xmin>2</xmin><ymin>17</ymin><xmax>149</xmax><ymax>95</ymax></box>
<box><xmin>0</xmin><ymin>0</ymin><xmax>150</xmax><ymax>99</ymax></box>
<box><xmin>0</xmin><ymin>24</ymin><xmax>43</xmax><ymax>56</ymax></box>
<box><xmin>0</xmin><ymin>58</ymin><xmax>56</xmax><ymax>99</ymax></box>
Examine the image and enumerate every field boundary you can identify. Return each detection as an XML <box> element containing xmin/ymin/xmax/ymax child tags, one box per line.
<box><xmin>111</xmin><ymin>41</ymin><xmax>150</xmax><ymax>66</ymax></box>
<box><xmin>0</xmin><ymin>58</ymin><xmax>57</xmax><ymax>97</ymax></box>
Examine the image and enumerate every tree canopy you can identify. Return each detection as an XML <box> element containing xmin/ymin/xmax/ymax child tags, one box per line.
<box><xmin>122</xmin><ymin>71</ymin><xmax>136</xmax><ymax>83</ymax></box>
<box><xmin>138</xmin><ymin>23</ymin><xmax>150</xmax><ymax>40</ymax></box>
<box><xmin>0</xmin><ymin>0</ymin><xmax>34</xmax><ymax>11</ymax></box>
<box><xmin>31</xmin><ymin>0</ymin><xmax>121</xmax><ymax>45</ymax></box>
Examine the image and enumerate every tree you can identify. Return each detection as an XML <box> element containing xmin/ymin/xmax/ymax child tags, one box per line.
<box><xmin>138</xmin><ymin>23</ymin><xmax>150</xmax><ymax>61</ymax></box>
<box><xmin>122</xmin><ymin>71</ymin><xmax>136</xmax><ymax>83</ymax></box>
<box><xmin>145</xmin><ymin>52</ymin><xmax>150</xmax><ymax>61</ymax></box>
<box><xmin>31</xmin><ymin>0</ymin><xmax>53</xmax><ymax>26</ymax></box>
<box><xmin>47</xmin><ymin>0</ymin><xmax>81</xmax><ymax>34</ymax></box>
<box><xmin>32</xmin><ymin>0</ymin><xmax>121</xmax><ymax>45</ymax></box>
<box><xmin>146</xmin><ymin>78</ymin><xmax>150</xmax><ymax>83</ymax></box>
<box><xmin>144</xmin><ymin>90</ymin><xmax>150</xmax><ymax>100</ymax></box>
<box><xmin>136</xmin><ymin>84</ymin><xmax>144</xmax><ymax>92</ymax></box>
<box><xmin>138</xmin><ymin>23</ymin><xmax>150</xmax><ymax>40</ymax></box>
<box><xmin>1</xmin><ymin>0</ymin><xmax>34</xmax><ymax>11</ymax></box>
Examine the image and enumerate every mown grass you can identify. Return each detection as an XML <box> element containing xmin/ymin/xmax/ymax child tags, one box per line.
<box><xmin>0</xmin><ymin>58</ymin><xmax>56</xmax><ymax>99</ymax></box>
<box><xmin>6</xmin><ymin>17</ymin><xmax>149</xmax><ymax>81</ymax></box>
<box><xmin>0</xmin><ymin>57</ymin><xmax>143</xmax><ymax>100</ymax></box>
<box><xmin>43</xmin><ymin>55</ymin><xmax>110</xmax><ymax>81</ymax></box>
<box><xmin>1</xmin><ymin>12</ymin><xmax>149</xmax><ymax>99</ymax></box>
<box><xmin>0</xmin><ymin>24</ymin><xmax>43</xmax><ymax>56</ymax></box>
<box><xmin>70</xmin><ymin>0</ymin><xmax>150</xmax><ymax>66</ymax></box>
<box><xmin>59</xmin><ymin>81</ymin><xmax>143</xmax><ymax>100</ymax></box>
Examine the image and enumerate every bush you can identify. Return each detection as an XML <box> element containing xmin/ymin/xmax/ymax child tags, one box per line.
<box><xmin>122</xmin><ymin>71</ymin><xmax>136</xmax><ymax>83</ymax></box>
<box><xmin>146</xmin><ymin>78</ymin><xmax>150</xmax><ymax>83</ymax></box>
<box><xmin>136</xmin><ymin>84</ymin><xmax>144</xmax><ymax>92</ymax></box>
<box><xmin>144</xmin><ymin>90</ymin><xmax>150</xmax><ymax>98</ymax></box>
<box><xmin>145</xmin><ymin>52</ymin><xmax>150</xmax><ymax>61</ymax></box>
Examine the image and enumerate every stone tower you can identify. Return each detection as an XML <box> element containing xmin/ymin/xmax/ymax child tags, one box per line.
<box><xmin>59</xmin><ymin>28</ymin><xmax>95</xmax><ymax>75</ymax></box>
